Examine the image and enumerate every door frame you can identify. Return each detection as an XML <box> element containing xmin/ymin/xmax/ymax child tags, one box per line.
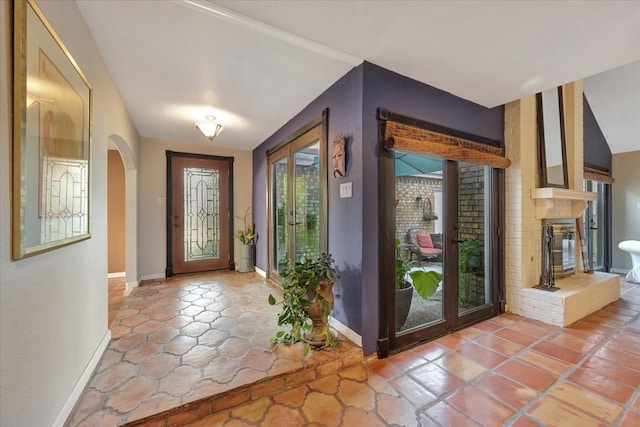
<box><xmin>266</xmin><ymin>110</ymin><xmax>328</xmax><ymax>283</ymax></box>
<box><xmin>377</xmin><ymin>110</ymin><xmax>504</xmax><ymax>357</ymax></box>
<box><xmin>165</xmin><ymin>150</ymin><xmax>234</xmax><ymax>276</ymax></box>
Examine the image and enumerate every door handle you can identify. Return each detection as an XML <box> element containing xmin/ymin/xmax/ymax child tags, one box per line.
<box><xmin>452</xmin><ymin>239</ymin><xmax>466</xmax><ymax>244</ymax></box>
<box><xmin>288</xmin><ymin>221</ymin><xmax>301</xmax><ymax>226</ymax></box>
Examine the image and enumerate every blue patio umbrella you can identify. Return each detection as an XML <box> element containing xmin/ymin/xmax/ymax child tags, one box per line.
<box><xmin>394</xmin><ymin>152</ymin><xmax>443</xmax><ymax>176</ymax></box>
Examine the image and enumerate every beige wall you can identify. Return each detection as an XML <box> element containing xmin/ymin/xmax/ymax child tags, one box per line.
<box><xmin>108</xmin><ymin>150</ymin><xmax>126</xmax><ymax>273</ymax></box>
<box><xmin>139</xmin><ymin>137</ymin><xmax>252</xmax><ymax>279</ymax></box>
<box><xmin>612</xmin><ymin>150</ymin><xmax>640</xmax><ymax>271</ymax></box>
<box><xmin>0</xmin><ymin>1</ymin><xmax>140</xmax><ymax>426</ymax></box>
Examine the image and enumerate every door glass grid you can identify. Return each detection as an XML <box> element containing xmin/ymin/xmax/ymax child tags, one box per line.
<box><xmin>183</xmin><ymin>167</ymin><xmax>219</xmax><ymax>261</ymax></box>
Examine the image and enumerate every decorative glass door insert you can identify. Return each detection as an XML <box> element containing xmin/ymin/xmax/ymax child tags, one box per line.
<box><xmin>183</xmin><ymin>166</ymin><xmax>219</xmax><ymax>262</ymax></box>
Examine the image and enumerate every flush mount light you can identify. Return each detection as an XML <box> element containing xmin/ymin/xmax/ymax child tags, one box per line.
<box><xmin>194</xmin><ymin>115</ymin><xmax>223</xmax><ymax>141</ymax></box>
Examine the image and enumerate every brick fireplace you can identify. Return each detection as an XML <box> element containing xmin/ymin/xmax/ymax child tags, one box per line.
<box><xmin>504</xmin><ymin>81</ymin><xmax>619</xmax><ymax>327</ymax></box>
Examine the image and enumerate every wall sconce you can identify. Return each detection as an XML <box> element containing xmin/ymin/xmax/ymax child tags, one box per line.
<box><xmin>194</xmin><ymin>115</ymin><xmax>223</xmax><ymax>141</ymax></box>
<box><xmin>415</xmin><ymin>195</ymin><xmax>423</xmax><ymax>208</ymax></box>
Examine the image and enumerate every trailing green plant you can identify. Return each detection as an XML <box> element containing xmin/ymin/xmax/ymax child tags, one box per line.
<box><xmin>458</xmin><ymin>239</ymin><xmax>485</xmax><ymax>309</ymax></box>
<box><xmin>395</xmin><ymin>239</ymin><xmax>442</xmax><ymax>299</ymax></box>
<box><xmin>395</xmin><ymin>239</ymin><xmax>412</xmax><ymax>290</ymax></box>
<box><xmin>268</xmin><ymin>253</ymin><xmax>340</xmax><ymax>355</ymax></box>
<box><xmin>459</xmin><ymin>239</ymin><xmax>483</xmax><ymax>273</ymax></box>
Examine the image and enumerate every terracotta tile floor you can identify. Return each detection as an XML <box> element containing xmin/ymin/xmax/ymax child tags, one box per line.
<box><xmin>108</xmin><ymin>277</ymin><xmax>127</xmax><ymax>327</ymax></box>
<box><xmin>69</xmin><ymin>274</ymin><xmax>640</xmax><ymax>426</ymax></box>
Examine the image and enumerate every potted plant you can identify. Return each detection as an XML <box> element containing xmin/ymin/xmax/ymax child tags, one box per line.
<box><xmin>395</xmin><ymin>239</ymin><xmax>443</xmax><ymax>328</ymax></box>
<box><xmin>235</xmin><ymin>207</ymin><xmax>255</xmax><ymax>272</ymax></box>
<box><xmin>268</xmin><ymin>253</ymin><xmax>340</xmax><ymax>355</ymax></box>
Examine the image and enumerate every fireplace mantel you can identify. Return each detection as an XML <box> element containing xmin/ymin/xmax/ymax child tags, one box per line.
<box><xmin>531</xmin><ymin>187</ymin><xmax>597</xmax><ymax>219</ymax></box>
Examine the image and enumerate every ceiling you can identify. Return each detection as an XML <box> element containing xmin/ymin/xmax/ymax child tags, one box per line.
<box><xmin>75</xmin><ymin>0</ymin><xmax>640</xmax><ymax>153</ymax></box>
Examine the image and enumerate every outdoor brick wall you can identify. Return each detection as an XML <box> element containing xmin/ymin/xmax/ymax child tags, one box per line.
<box><xmin>458</xmin><ymin>163</ymin><xmax>485</xmax><ymax>243</ymax></box>
<box><xmin>395</xmin><ymin>176</ymin><xmax>441</xmax><ymax>243</ymax></box>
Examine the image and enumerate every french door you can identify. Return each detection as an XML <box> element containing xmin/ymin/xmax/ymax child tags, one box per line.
<box><xmin>166</xmin><ymin>151</ymin><xmax>233</xmax><ymax>275</ymax></box>
<box><xmin>381</xmin><ymin>152</ymin><xmax>501</xmax><ymax>355</ymax></box>
<box><xmin>583</xmin><ymin>179</ymin><xmax>608</xmax><ymax>271</ymax></box>
<box><xmin>267</xmin><ymin>114</ymin><xmax>327</xmax><ymax>282</ymax></box>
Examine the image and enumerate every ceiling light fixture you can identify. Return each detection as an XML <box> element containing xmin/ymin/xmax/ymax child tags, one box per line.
<box><xmin>194</xmin><ymin>115</ymin><xmax>223</xmax><ymax>141</ymax></box>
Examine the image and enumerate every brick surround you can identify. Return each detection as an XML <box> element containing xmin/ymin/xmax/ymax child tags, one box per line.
<box><xmin>503</xmin><ymin>81</ymin><xmax>619</xmax><ymax>326</ymax></box>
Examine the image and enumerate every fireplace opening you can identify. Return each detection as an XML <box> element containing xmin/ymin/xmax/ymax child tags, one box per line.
<box><xmin>544</xmin><ymin>219</ymin><xmax>576</xmax><ymax>278</ymax></box>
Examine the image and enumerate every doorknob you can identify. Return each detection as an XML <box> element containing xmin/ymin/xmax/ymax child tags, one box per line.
<box><xmin>453</xmin><ymin>239</ymin><xmax>466</xmax><ymax>244</ymax></box>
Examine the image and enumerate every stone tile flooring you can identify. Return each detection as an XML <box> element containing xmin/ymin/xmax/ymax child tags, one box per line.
<box><xmin>108</xmin><ymin>277</ymin><xmax>126</xmax><ymax>327</ymax></box>
<box><xmin>67</xmin><ymin>271</ymin><xmax>360</xmax><ymax>426</ymax></box>
<box><xmin>68</xmin><ymin>273</ymin><xmax>640</xmax><ymax>426</ymax></box>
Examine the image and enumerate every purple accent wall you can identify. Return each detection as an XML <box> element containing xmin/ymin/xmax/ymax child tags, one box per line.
<box><xmin>252</xmin><ymin>65</ymin><xmax>365</xmax><ymax>335</ymax></box>
<box><xmin>253</xmin><ymin>61</ymin><xmax>504</xmax><ymax>355</ymax></box>
<box><xmin>583</xmin><ymin>95</ymin><xmax>612</xmax><ymax>171</ymax></box>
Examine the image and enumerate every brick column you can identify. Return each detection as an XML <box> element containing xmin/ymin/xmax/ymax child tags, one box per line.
<box><xmin>563</xmin><ymin>81</ymin><xmax>584</xmax><ymax>190</ymax></box>
<box><xmin>504</xmin><ymin>95</ymin><xmax>540</xmax><ymax>314</ymax></box>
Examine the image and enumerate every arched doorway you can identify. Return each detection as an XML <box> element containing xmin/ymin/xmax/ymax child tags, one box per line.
<box><xmin>107</xmin><ymin>135</ymin><xmax>138</xmax><ymax>326</ymax></box>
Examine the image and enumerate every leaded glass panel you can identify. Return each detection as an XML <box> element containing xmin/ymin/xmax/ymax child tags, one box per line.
<box><xmin>184</xmin><ymin>167</ymin><xmax>219</xmax><ymax>261</ymax></box>
<box><xmin>40</xmin><ymin>156</ymin><xmax>89</xmax><ymax>243</ymax></box>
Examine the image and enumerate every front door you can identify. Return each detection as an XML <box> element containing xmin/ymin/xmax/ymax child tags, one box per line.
<box><xmin>382</xmin><ymin>152</ymin><xmax>501</xmax><ymax>354</ymax></box>
<box><xmin>166</xmin><ymin>151</ymin><xmax>233</xmax><ymax>275</ymax></box>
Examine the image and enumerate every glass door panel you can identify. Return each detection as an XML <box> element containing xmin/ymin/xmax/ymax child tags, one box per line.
<box><xmin>583</xmin><ymin>180</ymin><xmax>607</xmax><ymax>271</ymax></box>
<box><xmin>294</xmin><ymin>142</ymin><xmax>320</xmax><ymax>261</ymax></box>
<box><xmin>394</xmin><ymin>153</ymin><xmax>444</xmax><ymax>333</ymax></box>
<box><xmin>183</xmin><ymin>167</ymin><xmax>219</xmax><ymax>262</ymax></box>
<box><xmin>457</xmin><ymin>162</ymin><xmax>491</xmax><ymax>315</ymax></box>
<box><xmin>272</xmin><ymin>157</ymin><xmax>288</xmax><ymax>276</ymax></box>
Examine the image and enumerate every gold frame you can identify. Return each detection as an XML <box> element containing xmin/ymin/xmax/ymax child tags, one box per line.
<box><xmin>12</xmin><ymin>0</ymin><xmax>92</xmax><ymax>259</ymax></box>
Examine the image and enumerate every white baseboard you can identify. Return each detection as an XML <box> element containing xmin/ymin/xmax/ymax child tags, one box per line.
<box><xmin>329</xmin><ymin>316</ymin><xmax>362</xmax><ymax>348</ymax></box>
<box><xmin>107</xmin><ymin>271</ymin><xmax>125</xmax><ymax>279</ymax></box>
<box><xmin>125</xmin><ymin>280</ymin><xmax>139</xmax><ymax>296</ymax></box>
<box><xmin>52</xmin><ymin>329</ymin><xmax>111</xmax><ymax>427</ymax></box>
<box><xmin>254</xmin><ymin>266</ymin><xmax>267</xmax><ymax>278</ymax></box>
